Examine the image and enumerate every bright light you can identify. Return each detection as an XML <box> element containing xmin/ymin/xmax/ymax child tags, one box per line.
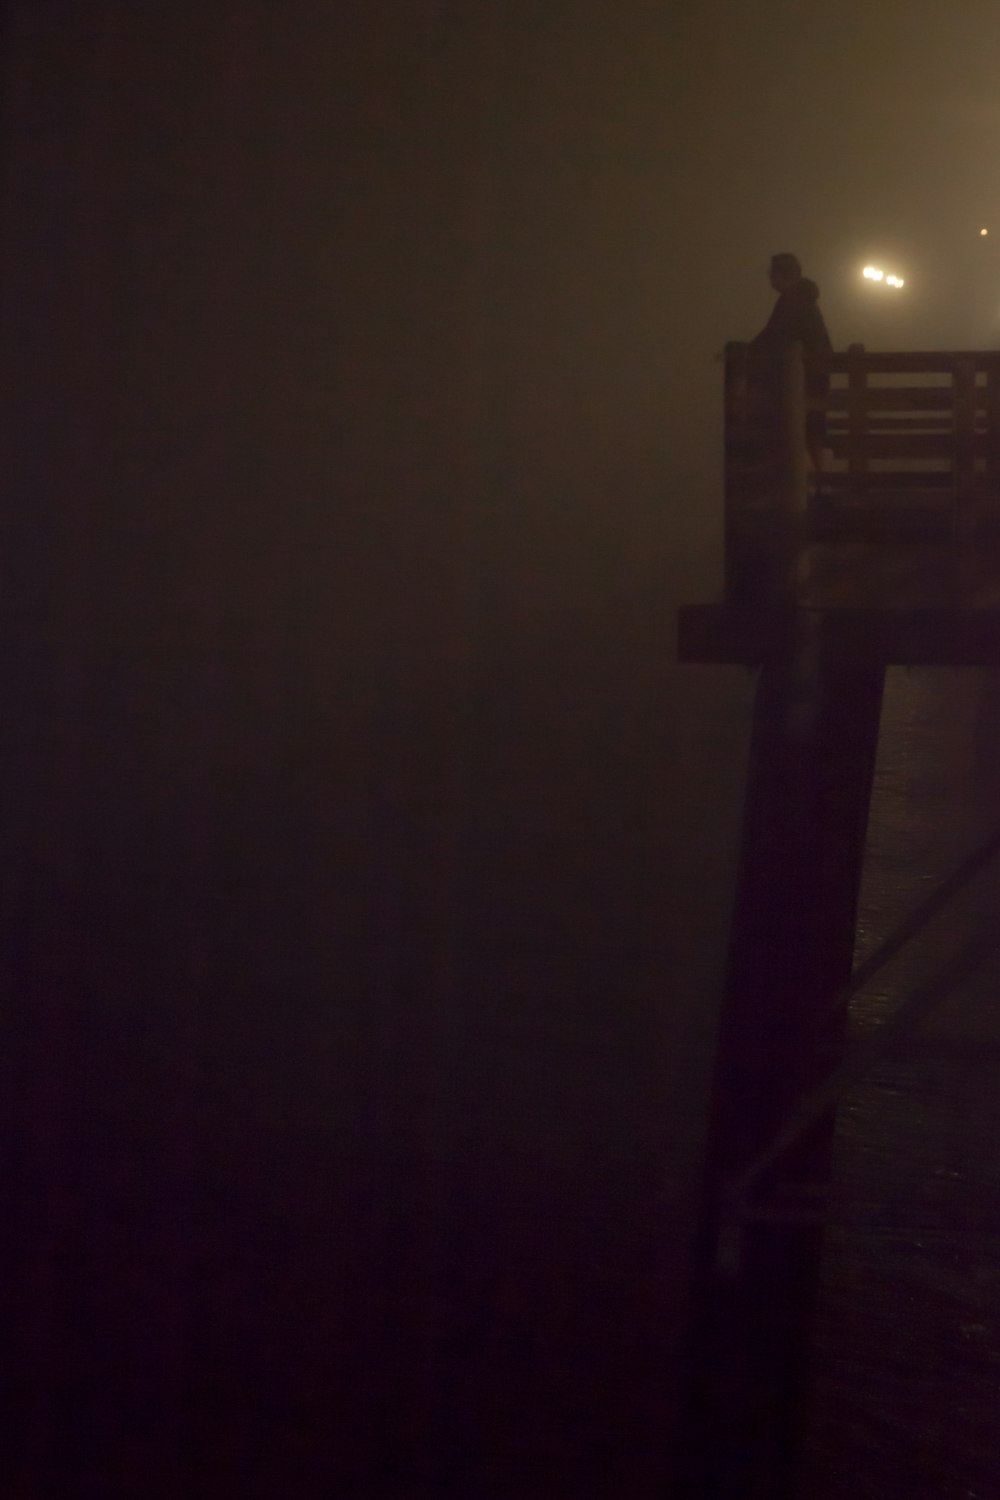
<box><xmin>981</xmin><ymin>228</ymin><xmax>989</xmax><ymax>236</ymax></box>
<box><xmin>862</xmin><ymin>265</ymin><xmax>904</xmax><ymax>288</ymax></box>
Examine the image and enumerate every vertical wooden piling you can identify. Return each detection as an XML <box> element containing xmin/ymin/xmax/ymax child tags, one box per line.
<box><xmin>673</xmin><ymin>624</ymin><xmax>885</xmax><ymax>1500</ymax></box>
<box><xmin>724</xmin><ymin>341</ymin><xmax>756</xmax><ymax>607</ymax></box>
<box><xmin>724</xmin><ymin>342</ymin><xmax>808</xmax><ymax>610</ymax></box>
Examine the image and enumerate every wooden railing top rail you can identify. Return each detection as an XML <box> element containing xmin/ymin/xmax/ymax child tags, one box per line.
<box><xmin>727</xmin><ymin>343</ymin><xmax>1000</xmax><ymax>373</ymax></box>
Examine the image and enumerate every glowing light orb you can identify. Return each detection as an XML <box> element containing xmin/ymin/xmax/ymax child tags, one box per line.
<box><xmin>981</xmin><ymin>228</ymin><xmax>989</xmax><ymax>236</ymax></box>
<box><xmin>862</xmin><ymin>265</ymin><xmax>904</xmax><ymax>288</ymax></box>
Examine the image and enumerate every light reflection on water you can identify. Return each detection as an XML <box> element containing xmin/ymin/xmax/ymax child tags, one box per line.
<box><xmin>804</xmin><ymin>669</ymin><xmax>1000</xmax><ymax>1500</ymax></box>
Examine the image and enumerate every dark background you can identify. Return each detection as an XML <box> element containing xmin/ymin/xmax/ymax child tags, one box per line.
<box><xmin>1</xmin><ymin>4</ymin><xmax>998</xmax><ymax>1496</ymax></box>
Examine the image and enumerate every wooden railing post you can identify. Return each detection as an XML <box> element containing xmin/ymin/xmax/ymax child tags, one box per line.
<box><xmin>847</xmin><ymin>343</ymin><xmax>867</xmax><ymax>499</ymax></box>
<box><xmin>988</xmin><ymin>363</ymin><xmax>1000</xmax><ymax>502</ymax></box>
<box><xmin>779</xmin><ymin>342</ymin><xmax>808</xmax><ymax>521</ymax></box>
<box><xmin>953</xmin><ymin>355</ymin><xmax>977</xmax><ymax>542</ymax></box>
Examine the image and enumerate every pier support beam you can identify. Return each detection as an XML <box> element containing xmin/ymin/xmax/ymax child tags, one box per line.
<box><xmin>673</xmin><ymin>617</ymin><xmax>885</xmax><ymax>1500</ymax></box>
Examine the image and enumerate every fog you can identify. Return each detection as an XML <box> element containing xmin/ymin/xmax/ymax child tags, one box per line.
<box><xmin>1</xmin><ymin>3</ymin><xmax>998</xmax><ymax>1495</ymax></box>
<box><xmin>330</xmin><ymin>1</ymin><xmax>1000</xmax><ymax>616</ymax></box>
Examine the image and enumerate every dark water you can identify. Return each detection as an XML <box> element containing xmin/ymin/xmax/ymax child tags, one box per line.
<box><xmin>803</xmin><ymin>669</ymin><xmax>1000</xmax><ymax>1499</ymax></box>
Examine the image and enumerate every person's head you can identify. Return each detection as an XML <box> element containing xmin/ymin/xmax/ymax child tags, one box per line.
<box><xmin>768</xmin><ymin>252</ymin><xmax>802</xmax><ymax>293</ymax></box>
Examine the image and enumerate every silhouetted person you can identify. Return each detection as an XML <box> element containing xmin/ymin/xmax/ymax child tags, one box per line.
<box><xmin>750</xmin><ymin>252</ymin><xmax>832</xmax><ymax>476</ymax></box>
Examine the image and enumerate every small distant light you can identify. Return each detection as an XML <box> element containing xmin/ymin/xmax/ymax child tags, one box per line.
<box><xmin>863</xmin><ymin>266</ymin><xmax>884</xmax><ymax>281</ymax></box>
<box><xmin>886</xmin><ymin>275</ymin><xmax>905</xmax><ymax>288</ymax></box>
<box><xmin>981</xmin><ymin>227</ymin><xmax>989</xmax><ymax>236</ymax></box>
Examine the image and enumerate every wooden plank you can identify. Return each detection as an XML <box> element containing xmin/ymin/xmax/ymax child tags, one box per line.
<box><xmin>820</xmin><ymin>471</ymin><xmax>954</xmax><ymax>490</ymax></box>
<box><xmin>827</xmin><ymin>432</ymin><xmax>961</xmax><ymax>459</ymax></box>
<box><xmin>746</xmin><ymin>352</ymin><xmax>1000</xmax><ymax>378</ymax></box>
<box><xmin>827</xmin><ymin>422</ymin><xmax>958</xmax><ymax>439</ymax></box>
<box><xmin>816</xmin><ymin>514</ymin><xmax>1000</xmax><ymax>545</ymax></box>
<box><xmin>827</xmin><ymin>411</ymin><xmax>959</xmax><ymax>429</ymax></box>
<box><xmin>820</xmin><ymin>387</ymin><xmax>968</xmax><ymax>412</ymax></box>
<box><xmin>677</xmin><ymin>603</ymin><xmax>1000</xmax><ymax>666</ymax></box>
<box><xmin>826</xmin><ymin>351</ymin><xmax>1000</xmax><ymax>373</ymax></box>
<box><xmin>810</xmin><ymin>508</ymin><xmax>953</xmax><ymax>544</ymax></box>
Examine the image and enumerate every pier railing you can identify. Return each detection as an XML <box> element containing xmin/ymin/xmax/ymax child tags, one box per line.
<box><xmin>724</xmin><ymin>342</ymin><xmax>1000</xmax><ymax>607</ymax></box>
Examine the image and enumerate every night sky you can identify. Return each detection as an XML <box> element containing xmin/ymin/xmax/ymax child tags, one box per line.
<box><xmin>1</xmin><ymin>4</ymin><xmax>998</xmax><ymax>1497</ymax></box>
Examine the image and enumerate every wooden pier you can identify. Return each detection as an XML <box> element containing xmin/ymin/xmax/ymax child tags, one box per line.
<box><xmin>674</xmin><ymin>344</ymin><xmax>1000</xmax><ymax>1498</ymax></box>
